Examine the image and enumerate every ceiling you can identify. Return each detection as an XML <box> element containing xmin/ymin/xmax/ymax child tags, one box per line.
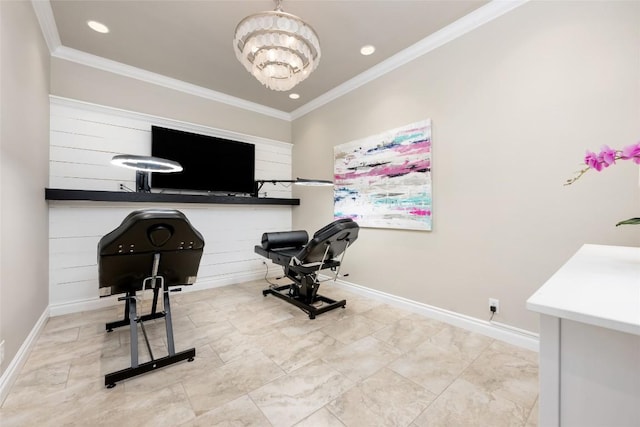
<box><xmin>46</xmin><ymin>1</ymin><xmax>490</xmax><ymax>115</ymax></box>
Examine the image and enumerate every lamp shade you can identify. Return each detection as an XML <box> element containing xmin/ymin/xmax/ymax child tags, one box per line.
<box><xmin>111</xmin><ymin>155</ymin><xmax>182</xmax><ymax>173</ymax></box>
<box><xmin>294</xmin><ymin>178</ymin><xmax>333</xmax><ymax>186</ymax></box>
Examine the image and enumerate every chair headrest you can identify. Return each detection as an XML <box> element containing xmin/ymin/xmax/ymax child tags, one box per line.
<box><xmin>99</xmin><ymin>209</ymin><xmax>204</xmax><ymax>256</ymax></box>
<box><xmin>296</xmin><ymin>218</ymin><xmax>359</xmax><ymax>263</ymax></box>
<box><xmin>312</xmin><ymin>218</ymin><xmax>354</xmax><ymax>239</ymax></box>
<box><xmin>98</xmin><ymin>209</ymin><xmax>205</xmax><ymax>293</ymax></box>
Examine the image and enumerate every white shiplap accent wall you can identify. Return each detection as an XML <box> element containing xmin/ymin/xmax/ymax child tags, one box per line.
<box><xmin>49</xmin><ymin>97</ymin><xmax>294</xmax><ymax>315</ymax></box>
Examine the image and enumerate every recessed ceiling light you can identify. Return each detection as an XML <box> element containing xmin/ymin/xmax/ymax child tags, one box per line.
<box><xmin>289</xmin><ymin>93</ymin><xmax>300</xmax><ymax>100</ymax></box>
<box><xmin>87</xmin><ymin>20</ymin><xmax>109</xmax><ymax>34</ymax></box>
<box><xmin>360</xmin><ymin>45</ymin><xmax>376</xmax><ymax>56</ymax></box>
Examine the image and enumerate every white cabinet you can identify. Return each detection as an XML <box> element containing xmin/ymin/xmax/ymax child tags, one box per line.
<box><xmin>527</xmin><ymin>244</ymin><xmax>640</xmax><ymax>427</ymax></box>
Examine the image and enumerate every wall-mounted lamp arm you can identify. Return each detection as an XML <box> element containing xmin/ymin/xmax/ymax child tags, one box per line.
<box><xmin>254</xmin><ymin>180</ymin><xmax>296</xmax><ymax>197</ymax></box>
<box><xmin>253</xmin><ymin>178</ymin><xmax>333</xmax><ymax>197</ymax></box>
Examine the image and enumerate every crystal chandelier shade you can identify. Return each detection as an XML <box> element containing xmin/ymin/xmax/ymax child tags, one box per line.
<box><xmin>233</xmin><ymin>1</ymin><xmax>321</xmax><ymax>91</ymax></box>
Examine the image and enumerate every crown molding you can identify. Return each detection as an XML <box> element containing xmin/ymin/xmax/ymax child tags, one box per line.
<box><xmin>51</xmin><ymin>46</ymin><xmax>292</xmax><ymax>121</ymax></box>
<box><xmin>31</xmin><ymin>0</ymin><xmax>61</xmax><ymax>53</ymax></box>
<box><xmin>291</xmin><ymin>0</ymin><xmax>529</xmax><ymax>119</ymax></box>
<box><xmin>33</xmin><ymin>0</ymin><xmax>527</xmax><ymax>122</ymax></box>
<box><xmin>31</xmin><ymin>0</ymin><xmax>291</xmax><ymax>121</ymax></box>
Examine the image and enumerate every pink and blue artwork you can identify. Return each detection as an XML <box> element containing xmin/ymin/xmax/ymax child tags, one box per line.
<box><xmin>334</xmin><ymin>119</ymin><xmax>432</xmax><ymax>231</ymax></box>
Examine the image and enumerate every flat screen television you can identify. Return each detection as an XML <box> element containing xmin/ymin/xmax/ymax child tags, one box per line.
<box><xmin>151</xmin><ymin>125</ymin><xmax>255</xmax><ymax>195</ymax></box>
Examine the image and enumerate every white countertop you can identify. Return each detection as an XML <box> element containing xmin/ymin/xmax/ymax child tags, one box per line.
<box><xmin>527</xmin><ymin>244</ymin><xmax>640</xmax><ymax>336</ymax></box>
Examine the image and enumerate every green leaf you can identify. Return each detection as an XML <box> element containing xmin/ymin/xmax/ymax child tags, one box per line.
<box><xmin>615</xmin><ymin>217</ymin><xmax>640</xmax><ymax>226</ymax></box>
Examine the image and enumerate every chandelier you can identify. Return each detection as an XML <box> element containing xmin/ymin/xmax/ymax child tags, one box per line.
<box><xmin>233</xmin><ymin>0</ymin><xmax>321</xmax><ymax>91</ymax></box>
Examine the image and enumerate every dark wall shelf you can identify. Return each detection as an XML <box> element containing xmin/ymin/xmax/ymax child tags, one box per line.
<box><xmin>45</xmin><ymin>188</ymin><xmax>300</xmax><ymax>206</ymax></box>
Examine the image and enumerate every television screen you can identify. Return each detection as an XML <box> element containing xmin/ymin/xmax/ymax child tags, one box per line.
<box><xmin>151</xmin><ymin>126</ymin><xmax>255</xmax><ymax>194</ymax></box>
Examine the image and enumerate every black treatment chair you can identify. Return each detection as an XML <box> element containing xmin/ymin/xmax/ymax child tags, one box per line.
<box><xmin>98</xmin><ymin>209</ymin><xmax>204</xmax><ymax>388</ymax></box>
<box><xmin>255</xmin><ymin>218</ymin><xmax>359</xmax><ymax>319</ymax></box>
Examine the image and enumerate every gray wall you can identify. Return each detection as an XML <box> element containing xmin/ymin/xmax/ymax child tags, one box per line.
<box><xmin>291</xmin><ymin>0</ymin><xmax>640</xmax><ymax>332</ymax></box>
<box><xmin>0</xmin><ymin>0</ymin><xmax>51</xmax><ymax>376</ymax></box>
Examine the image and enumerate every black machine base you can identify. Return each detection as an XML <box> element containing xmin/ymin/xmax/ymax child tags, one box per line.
<box><xmin>105</xmin><ymin>348</ymin><xmax>195</xmax><ymax>388</ymax></box>
<box><xmin>263</xmin><ymin>284</ymin><xmax>346</xmax><ymax>319</ymax></box>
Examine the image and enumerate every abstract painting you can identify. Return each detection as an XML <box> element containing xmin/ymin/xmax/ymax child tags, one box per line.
<box><xmin>334</xmin><ymin>119</ymin><xmax>432</xmax><ymax>231</ymax></box>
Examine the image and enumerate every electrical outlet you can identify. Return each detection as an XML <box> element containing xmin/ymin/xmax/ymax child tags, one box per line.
<box><xmin>489</xmin><ymin>298</ymin><xmax>500</xmax><ymax>314</ymax></box>
<box><xmin>0</xmin><ymin>340</ymin><xmax>5</xmax><ymax>364</ymax></box>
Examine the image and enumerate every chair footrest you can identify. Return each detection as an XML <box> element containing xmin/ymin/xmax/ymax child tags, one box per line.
<box><xmin>263</xmin><ymin>284</ymin><xmax>346</xmax><ymax>319</ymax></box>
<box><xmin>104</xmin><ymin>348</ymin><xmax>195</xmax><ymax>388</ymax></box>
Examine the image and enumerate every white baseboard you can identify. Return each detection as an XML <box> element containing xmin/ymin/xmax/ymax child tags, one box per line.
<box><xmin>48</xmin><ymin>270</ymin><xmax>274</xmax><ymax>317</ymax></box>
<box><xmin>0</xmin><ymin>307</ymin><xmax>49</xmax><ymax>405</ymax></box>
<box><xmin>50</xmin><ymin>271</ymin><xmax>538</xmax><ymax>351</ymax></box>
<box><xmin>330</xmin><ymin>277</ymin><xmax>539</xmax><ymax>352</ymax></box>
<box><xmin>2</xmin><ymin>274</ymin><xmax>537</xmax><ymax>405</ymax></box>
<box><xmin>49</xmin><ymin>294</ymin><xmax>122</xmax><ymax>317</ymax></box>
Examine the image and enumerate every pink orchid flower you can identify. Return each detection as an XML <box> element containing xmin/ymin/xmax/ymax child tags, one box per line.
<box><xmin>621</xmin><ymin>142</ymin><xmax>640</xmax><ymax>164</ymax></box>
<box><xmin>569</xmin><ymin>142</ymin><xmax>640</xmax><ymax>226</ymax></box>
<box><xmin>584</xmin><ymin>150</ymin><xmax>601</xmax><ymax>171</ymax></box>
<box><xmin>598</xmin><ymin>145</ymin><xmax>617</xmax><ymax>167</ymax></box>
<box><xmin>569</xmin><ymin>141</ymin><xmax>639</xmax><ymax>186</ymax></box>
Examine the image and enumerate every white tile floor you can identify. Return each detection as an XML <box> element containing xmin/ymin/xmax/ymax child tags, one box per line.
<box><xmin>0</xmin><ymin>279</ymin><xmax>539</xmax><ymax>426</ymax></box>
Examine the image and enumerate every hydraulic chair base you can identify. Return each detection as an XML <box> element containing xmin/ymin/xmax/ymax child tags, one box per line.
<box><xmin>104</xmin><ymin>285</ymin><xmax>195</xmax><ymax>388</ymax></box>
<box><xmin>255</xmin><ymin>219</ymin><xmax>359</xmax><ymax>320</ymax></box>
<box><xmin>262</xmin><ymin>284</ymin><xmax>346</xmax><ymax>319</ymax></box>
